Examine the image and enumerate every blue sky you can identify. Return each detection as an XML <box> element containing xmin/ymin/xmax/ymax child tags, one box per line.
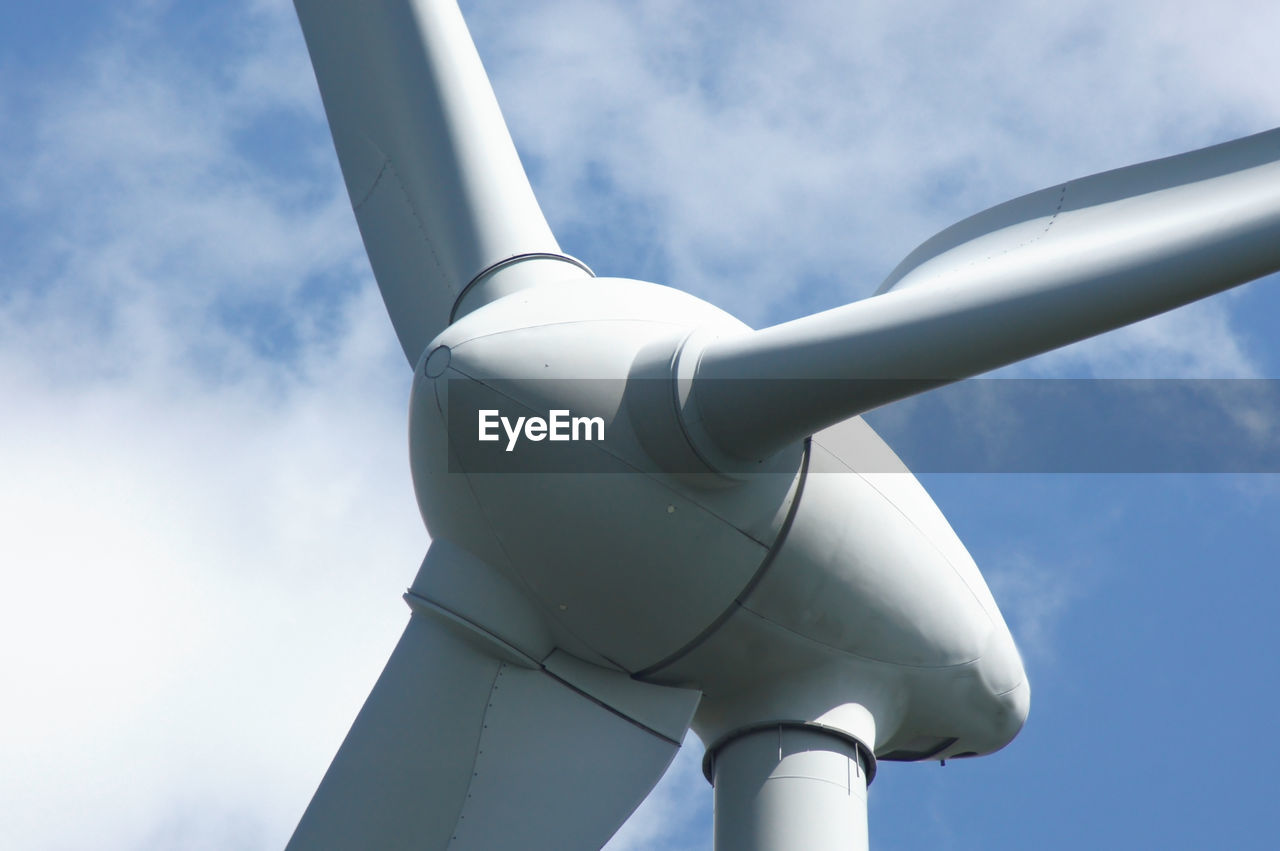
<box><xmin>3</xmin><ymin>1</ymin><xmax>1279</xmax><ymax>848</ymax></box>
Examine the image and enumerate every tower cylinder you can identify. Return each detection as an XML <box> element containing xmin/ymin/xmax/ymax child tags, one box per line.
<box><xmin>711</xmin><ymin>725</ymin><xmax>871</xmax><ymax>851</ymax></box>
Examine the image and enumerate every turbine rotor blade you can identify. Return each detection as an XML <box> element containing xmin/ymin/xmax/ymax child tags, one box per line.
<box><xmin>688</xmin><ymin>129</ymin><xmax>1280</xmax><ymax>464</ymax></box>
<box><xmin>294</xmin><ymin>0</ymin><xmax>590</xmax><ymax>365</ymax></box>
<box><xmin>287</xmin><ymin>543</ymin><xmax>700</xmax><ymax>850</ymax></box>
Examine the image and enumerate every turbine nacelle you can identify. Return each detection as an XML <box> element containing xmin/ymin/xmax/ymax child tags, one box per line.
<box><xmin>408</xmin><ymin>276</ymin><xmax>1029</xmax><ymax>762</ymax></box>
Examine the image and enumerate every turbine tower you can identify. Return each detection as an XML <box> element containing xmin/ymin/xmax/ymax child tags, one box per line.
<box><xmin>286</xmin><ymin>1</ymin><xmax>1280</xmax><ymax>848</ymax></box>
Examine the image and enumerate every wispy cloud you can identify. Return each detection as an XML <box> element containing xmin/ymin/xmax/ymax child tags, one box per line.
<box><xmin>984</xmin><ymin>552</ymin><xmax>1083</xmax><ymax>666</ymax></box>
<box><xmin>471</xmin><ymin>0</ymin><xmax>1280</xmax><ymax>333</ymax></box>
<box><xmin>1009</xmin><ymin>292</ymin><xmax>1264</xmax><ymax>379</ymax></box>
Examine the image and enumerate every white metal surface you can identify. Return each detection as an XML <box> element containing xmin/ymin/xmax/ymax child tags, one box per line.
<box><xmin>293</xmin><ymin>0</ymin><xmax>589</xmax><ymax>365</ymax></box>
<box><xmin>646</xmin><ymin>416</ymin><xmax>1027</xmax><ymax>761</ymax></box>
<box><xmin>288</xmin><ymin>543</ymin><xmax>699</xmax><ymax>851</ymax></box>
<box><xmin>408</xmin><ymin>278</ymin><xmax>802</xmax><ymax>670</ymax></box>
<box><xmin>689</xmin><ymin>129</ymin><xmax>1280</xmax><ymax>462</ymax></box>
<box><xmin>711</xmin><ymin>727</ymin><xmax>870</xmax><ymax>851</ymax></box>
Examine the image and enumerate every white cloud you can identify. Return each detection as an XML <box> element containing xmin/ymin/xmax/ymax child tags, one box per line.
<box><xmin>472</xmin><ymin>0</ymin><xmax>1280</xmax><ymax>330</ymax></box>
<box><xmin>0</xmin><ymin>330</ymin><xmax>425</xmax><ymax>848</ymax></box>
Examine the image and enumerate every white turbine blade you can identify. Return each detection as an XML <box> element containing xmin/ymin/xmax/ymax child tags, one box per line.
<box><xmin>293</xmin><ymin>0</ymin><xmax>589</xmax><ymax>366</ymax></box>
<box><xmin>287</xmin><ymin>596</ymin><xmax>699</xmax><ymax>849</ymax></box>
<box><xmin>688</xmin><ymin>129</ymin><xmax>1280</xmax><ymax>463</ymax></box>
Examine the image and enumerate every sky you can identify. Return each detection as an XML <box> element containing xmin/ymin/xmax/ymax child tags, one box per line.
<box><xmin>2</xmin><ymin>0</ymin><xmax>1280</xmax><ymax>848</ymax></box>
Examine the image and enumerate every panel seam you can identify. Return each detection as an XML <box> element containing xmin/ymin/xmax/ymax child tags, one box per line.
<box><xmin>448</xmin><ymin>662</ymin><xmax>506</xmax><ymax>847</ymax></box>
<box><xmin>631</xmin><ymin>438</ymin><xmax>813</xmax><ymax>679</ymax></box>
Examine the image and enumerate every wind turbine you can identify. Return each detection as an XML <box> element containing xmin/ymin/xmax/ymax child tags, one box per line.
<box><xmin>285</xmin><ymin>1</ymin><xmax>1280</xmax><ymax>848</ymax></box>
